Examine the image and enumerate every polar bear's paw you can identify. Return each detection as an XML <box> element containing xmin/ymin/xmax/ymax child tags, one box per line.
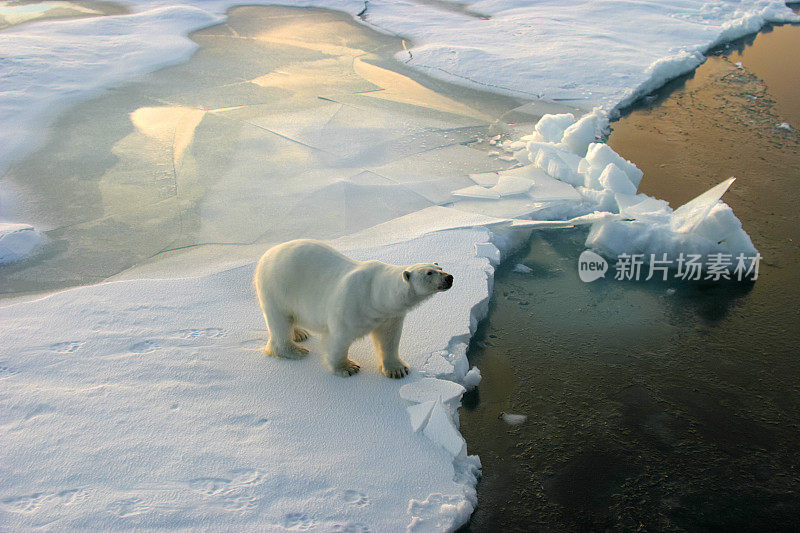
<box><xmin>292</xmin><ymin>327</ymin><xmax>310</xmax><ymax>342</ymax></box>
<box><xmin>380</xmin><ymin>360</ymin><xmax>410</xmax><ymax>379</ymax></box>
<box><xmin>264</xmin><ymin>341</ymin><xmax>309</xmax><ymax>359</ymax></box>
<box><xmin>333</xmin><ymin>359</ymin><xmax>361</xmax><ymax>377</ymax></box>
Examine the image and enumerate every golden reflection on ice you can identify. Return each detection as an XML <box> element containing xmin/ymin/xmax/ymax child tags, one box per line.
<box><xmin>256</xmin><ymin>21</ymin><xmax>368</xmax><ymax>57</ymax></box>
<box><xmin>1</xmin><ymin>5</ymin><xmax>536</xmax><ymax>294</ymax></box>
<box><xmin>353</xmin><ymin>57</ymin><xmax>490</xmax><ymax>121</ymax></box>
<box><xmin>129</xmin><ymin>106</ymin><xmax>206</xmax><ymax>168</ymax></box>
<box><xmin>0</xmin><ymin>1</ymin><xmax>122</xmax><ymax>29</ymax></box>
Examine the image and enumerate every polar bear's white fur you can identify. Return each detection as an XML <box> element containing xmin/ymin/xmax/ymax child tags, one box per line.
<box><xmin>254</xmin><ymin>239</ymin><xmax>453</xmax><ymax>378</ymax></box>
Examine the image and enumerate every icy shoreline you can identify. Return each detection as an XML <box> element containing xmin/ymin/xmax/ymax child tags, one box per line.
<box><xmin>1</xmin><ymin>1</ymin><xmax>796</xmax><ymax>530</ymax></box>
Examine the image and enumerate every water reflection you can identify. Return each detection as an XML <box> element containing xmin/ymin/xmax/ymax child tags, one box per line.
<box><xmin>462</xmin><ymin>22</ymin><xmax>799</xmax><ymax>531</ymax></box>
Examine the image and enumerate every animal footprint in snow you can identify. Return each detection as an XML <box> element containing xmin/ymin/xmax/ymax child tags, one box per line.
<box><xmin>107</xmin><ymin>497</ymin><xmax>148</xmax><ymax>517</ymax></box>
<box><xmin>282</xmin><ymin>512</ymin><xmax>317</xmax><ymax>530</ymax></box>
<box><xmin>0</xmin><ymin>364</ymin><xmax>20</xmax><ymax>378</ymax></box>
<box><xmin>188</xmin><ymin>477</ymin><xmax>231</xmax><ymax>496</ymax></box>
<box><xmin>3</xmin><ymin>489</ymin><xmax>83</xmax><ymax>513</ymax></box>
<box><xmin>229</xmin><ymin>468</ymin><xmax>266</xmax><ymax>487</ymax></box>
<box><xmin>128</xmin><ymin>339</ymin><xmax>160</xmax><ymax>353</ymax></box>
<box><xmin>221</xmin><ymin>494</ymin><xmax>258</xmax><ymax>512</ymax></box>
<box><xmin>177</xmin><ymin>328</ymin><xmax>224</xmax><ymax>342</ymax></box>
<box><xmin>187</xmin><ymin>469</ymin><xmax>266</xmax><ymax>500</ymax></box>
<box><xmin>342</xmin><ymin>490</ymin><xmax>369</xmax><ymax>507</ymax></box>
<box><xmin>331</xmin><ymin>523</ymin><xmax>372</xmax><ymax>533</ymax></box>
<box><xmin>2</xmin><ymin>493</ymin><xmax>45</xmax><ymax>513</ymax></box>
<box><xmin>50</xmin><ymin>341</ymin><xmax>83</xmax><ymax>353</ymax></box>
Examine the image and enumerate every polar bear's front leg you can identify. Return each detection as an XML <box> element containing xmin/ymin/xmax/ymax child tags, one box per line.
<box><xmin>371</xmin><ymin>317</ymin><xmax>409</xmax><ymax>379</ymax></box>
<box><xmin>324</xmin><ymin>332</ymin><xmax>360</xmax><ymax>377</ymax></box>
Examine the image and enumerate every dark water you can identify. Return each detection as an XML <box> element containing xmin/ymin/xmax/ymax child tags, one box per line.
<box><xmin>461</xmin><ymin>20</ymin><xmax>800</xmax><ymax>533</ymax></box>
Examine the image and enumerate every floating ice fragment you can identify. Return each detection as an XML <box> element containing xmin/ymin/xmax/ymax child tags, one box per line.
<box><xmin>462</xmin><ymin>367</ymin><xmax>482</xmax><ymax>390</ymax></box>
<box><xmin>500</xmin><ymin>413</ymin><xmax>527</xmax><ymax>425</ymax></box>
<box><xmin>407</xmin><ymin>400</ymin><xmax>436</xmax><ymax>433</ymax></box>
<box><xmin>423</xmin><ymin>400</ymin><xmax>467</xmax><ymax>458</ymax></box>
<box><xmin>512</xmin><ymin>263</ymin><xmax>532</xmax><ymax>274</ymax></box>
<box><xmin>666</xmin><ymin>288</ymin><xmax>677</xmax><ymax>295</ymax></box>
<box><xmin>776</xmin><ymin>122</ymin><xmax>792</xmax><ymax>131</ymax></box>
<box><xmin>399</xmin><ymin>377</ymin><xmax>466</xmax><ymax>405</ymax></box>
<box><xmin>670</xmin><ymin>177</ymin><xmax>735</xmax><ymax>233</ymax></box>
<box><xmin>0</xmin><ymin>223</ymin><xmax>42</xmax><ymax>265</ymax></box>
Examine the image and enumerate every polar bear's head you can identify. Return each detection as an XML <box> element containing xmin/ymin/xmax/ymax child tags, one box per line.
<box><xmin>403</xmin><ymin>263</ymin><xmax>453</xmax><ymax>296</ymax></box>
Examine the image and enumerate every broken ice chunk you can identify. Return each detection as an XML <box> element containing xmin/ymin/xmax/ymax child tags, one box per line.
<box><xmin>616</xmin><ymin>194</ymin><xmax>671</xmax><ymax>221</ymax></box>
<box><xmin>670</xmin><ymin>177</ymin><xmax>735</xmax><ymax>233</ymax></box>
<box><xmin>561</xmin><ymin>108</ymin><xmax>606</xmax><ymax>156</ymax></box>
<box><xmin>399</xmin><ymin>377</ymin><xmax>466</xmax><ymax>405</ymax></box>
<box><xmin>420</xmin><ymin>351</ymin><xmax>455</xmax><ymax>377</ymax></box>
<box><xmin>513</xmin><ymin>263</ymin><xmax>532</xmax><ymax>274</ymax></box>
<box><xmin>500</xmin><ymin>413</ymin><xmax>527</xmax><ymax>425</ymax></box>
<box><xmin>585</xmin><ymin>143</ymin><xmax>643</xmax><ymax>188</ymax></box>
<box><xmin>407</xmin><ymin>400</ymin><xmax>436</xmax><ymax>433</ymax></box>
<box><xmin>533</xmin><ymin>113</ymin><xmax>575</xmax><ymax>143</ymax></box>
<box><xmin>468</xmin><ymin>172</ymin><xmax>499</xmax><ymax>187</ymax></box>
<box><xmin>462</xmin><ymin>366</ymin><xmax>482</xmax><ymax>390</ymax></box>
<box><xmin>452</xmin><ymin>185</ymin><xmax>501</xmax><ymax>199</ymax></box>
<box><xmin>0</xmin><ymin>223</ymin><xmax>42</xmax><ymax>265</ymax></box>
<box><xmin>491</xmin><ymin>175</ymin><xmax>534</xmax><ymax>197</ymax></box>
<box><xmin>423</xmin><ymin>400</ymin><xmax>467</xmax><ymax>458</ymax></box>
<box><xmin>512</xmin><ymin>148</ymin><xmax>531</xmax><ymax>164</ymax></box>
<box><xmin>598</xmin><ymin>163</ymin><xmax>637</xmax><ymax>195</ymax></box>
<box><xmin>527</xmin><ymin>141</ymin><xmax>583</xmax><ymax>186</ymax></box>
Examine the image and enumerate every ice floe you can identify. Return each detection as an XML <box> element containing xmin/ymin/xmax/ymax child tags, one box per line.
<box><xmin>500</xmin><ymin>413</ymin><xmax>528</xmax><ymax>426</ymax></box>
<box><xmin>0</xmin><ymin>223</ymin><xmax>42</xmax><ymax>264</ymax></box>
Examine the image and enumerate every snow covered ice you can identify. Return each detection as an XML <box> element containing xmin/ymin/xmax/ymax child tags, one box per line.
<box><xmin>2</xmin><ymin>0</ymin><xmax>795</xmax><ymax>530</ymax></box>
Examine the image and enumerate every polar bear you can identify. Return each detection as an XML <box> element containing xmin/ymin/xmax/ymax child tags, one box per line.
<box><xmin>254</xmin><ymin>239</ymin><xmax>453</xmax><ymax>378</ymax></box>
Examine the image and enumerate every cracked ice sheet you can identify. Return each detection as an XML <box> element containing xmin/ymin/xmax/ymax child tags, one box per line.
<box><xmin>0</xmin><ymin>227</ymin><xmax>491</xmax><ymax>531</ymax></box>
<box><xmin>2</xmin><ymin>0</ymin><xmax>798</xmax><ymax>179</ymax></box>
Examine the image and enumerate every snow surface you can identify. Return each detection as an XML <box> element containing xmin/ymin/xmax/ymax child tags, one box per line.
<box><xmin>0</xmin><ymin>0</ymin><xmax>787</xmax><ymax>529</ymax></box>
<box><xmin>1</xmin><ymin>226</ymin><xmax>491</xmax><ymax>531</ymax></box>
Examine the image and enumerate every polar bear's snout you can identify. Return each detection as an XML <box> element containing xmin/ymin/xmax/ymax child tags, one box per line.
<box><xmin>439</xmin><ymin>273</ymin><xmax>454</xmax><ymax>291</ymax></box>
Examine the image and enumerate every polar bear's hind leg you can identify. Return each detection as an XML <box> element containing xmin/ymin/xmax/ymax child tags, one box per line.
<box><xmin>261</xmin><ymin>301</ymin><xmax>309</xmax><ymax>359</ymax></box>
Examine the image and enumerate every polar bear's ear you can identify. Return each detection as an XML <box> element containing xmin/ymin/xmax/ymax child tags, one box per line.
<box><xmin>403</xmin><ymin>270</ymin><xmax>411</xmax><ymax>283</ymax></box>
<box><xmin>434</xmin><ymin>262</ymin><xmax>439</xmax><ymax>266</ymax></box>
